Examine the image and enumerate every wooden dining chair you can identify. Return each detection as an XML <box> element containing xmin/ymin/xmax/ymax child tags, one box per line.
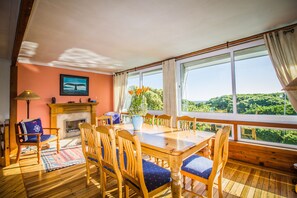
<box><xmin>176</xmin><ymin>116</ymin><xmax>196</xmax><ymax>130</ymax></box>
<box><xmin>143</xmin><ymin>113</ymin><xmax>155</xmax><ymax>126</ymax></box>
<box><xmin>79</xmin><ymin>122</ymin><xmax>101</xmax><ymax>186</ymax></box>
<box><xmin>181</xmin><ymin>126</ymin><xmax>231</xmax><ymax>198</ymax></box>
<box><xmin>96</xmin><ymin>126</ymin><xmax>122</xmax><ymax>198</ymax></box>
<box><xmin>96</xmin><ymin>115</ymin><xmax>113</xmax><ymax>126</ymax></box>
<box><xmin>15</xmin><ymin>118</ymin><xmax>60</xmax><ymax>164</ymax></box>
<box><xmin>117</xmin><ymin>129</ymin><xmax>171</xmax><ymax>198</ymax></box>
<box><xmin>155</xmin><ymin>114</ymin><xmax>172</xmax><ymax>128</ymax></box>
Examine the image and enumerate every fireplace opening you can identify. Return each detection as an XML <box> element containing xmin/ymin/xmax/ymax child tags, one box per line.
<box><xmin>65</xmin><ymin>119</ymin><xmax>86</xmax><ymax>137</ymax></box>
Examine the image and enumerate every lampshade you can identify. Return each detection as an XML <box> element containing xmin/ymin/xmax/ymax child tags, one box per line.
<box><xmin>283</xmin><ymin>77</ymin><xmax>297</xmax><ymax>91</ymax></box>
<box><xmin>15</xmin><ymin>90</ymin><xmax>40</xmax><ymax>100</ymax></box>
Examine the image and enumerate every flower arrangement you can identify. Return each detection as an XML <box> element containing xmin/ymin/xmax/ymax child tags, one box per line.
<box><xmin>128</xmin><ymin>86</ymin><xmax>149</xmax><ymax>116</ymax></box>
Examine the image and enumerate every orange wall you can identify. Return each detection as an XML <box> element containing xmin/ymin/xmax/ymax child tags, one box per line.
<box><xmin>17</xmin><ymin>63</ymin><xmax>113</xmax><ymax>127</ymax></box>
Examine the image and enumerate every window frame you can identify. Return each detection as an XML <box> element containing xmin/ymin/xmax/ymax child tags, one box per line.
<box><xmin>176</xmin><ymin>39</ymin><xmax>297</xmax><ymax>125</ymax></box>
<box><xmin>124</xmin><ymin>65</ymin><xmax>164</xmax><ymax>115</ymax></box>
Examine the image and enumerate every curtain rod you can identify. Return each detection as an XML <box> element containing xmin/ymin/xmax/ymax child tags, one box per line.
<box><xmin>115</xmin><ymin>23</ymin><xmax>297</xmax><ymax>75</ymax></box>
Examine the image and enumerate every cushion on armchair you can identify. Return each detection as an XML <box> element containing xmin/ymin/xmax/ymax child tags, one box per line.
<box><xmin>20</xmin><ymin>118</ymin><xmax>44</xmax><ymax>141</ymax></box>
<box><xmin>105</xmin><ymin>112</ymin><xmax>121</xmax><ymax>124</ymax></box>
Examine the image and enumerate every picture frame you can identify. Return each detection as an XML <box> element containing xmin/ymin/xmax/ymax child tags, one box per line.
<box><xmin>60</xmin><ymin>74</ymin><xmax>89</xmax><ymax>96</ymax></box>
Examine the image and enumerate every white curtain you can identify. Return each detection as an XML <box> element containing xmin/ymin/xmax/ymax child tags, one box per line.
<box><xmin>113</xmin><ymin>73</ymin><xmax>128</xmax><ymax>112</ymax></box>
<box><xmin>163</xmin><ymin>59</ymin><xmax>177</xmax><ymax>126</ymax></box>
<box><xmin>264</xmin><ymin>27</ymin><xmax>297</xmax><ymax>111</ymax></box>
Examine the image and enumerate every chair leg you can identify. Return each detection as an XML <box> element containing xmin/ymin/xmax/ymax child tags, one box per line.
<box><xmin>218</xmin><ymin>174</ymin><xmax>223</xmax><ymax>198</ymax></box>
<box><xmin>37</xmin><ymin>144</ymin><xmax>41</xmax><ymax>164</ymax></box>
<box><xmin>16</xmin><ymin>145</ymin><xmax>21</xmax><ymax>163</ymax></box>
<box><xmin>102</xmin><ymin>172</ymin><xmax>107</xmax><ymax>197</ymax></box>
<box><xmin>86</xmin><ymin>162</ymin><xmax>90</xmax><ymax>186</ymax></box>
<box><xmin>118</xmin><ymin>179</ymin><xmax>122</xmax><ymax>198</ymax></box>
<box><xmin>57</xmin><ymin>139</ymin><xmax>60</xmax><ymax>153</ymax></box>
<box><xmin>191</xmin><ymin>179</ymin><xmax>194</xmax><ymax>190</ymax></box>
<box><xmin>183</xmin><ymin>176</ymin><xmax>186</xmax><ymax>189</ymax></box>
<box><xmin>207</xmin><ymin>183</ymin><xmax>213</xmax><ymax>198</ymax></box>
<box><xmin>125</xmin><ymin>185</ymin><xmax>129</xmax><ymax>198</ymax></box>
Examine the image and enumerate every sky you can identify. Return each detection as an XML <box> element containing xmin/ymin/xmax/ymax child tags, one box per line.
<box><xmin>127</xmin><ymin>55</ymin><xmax>283</xmax><ymax>102</ymax></box>
<box><xmin>184</xmin><ymin>55</ymin><xmax>282</xmax><ymax>101</ymax></box>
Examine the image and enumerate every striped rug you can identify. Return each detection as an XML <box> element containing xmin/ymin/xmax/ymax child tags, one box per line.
<box><xmin>41</xmin><ymin>146</ymin><xmax>85</xmax><ymax>172</ymax></box>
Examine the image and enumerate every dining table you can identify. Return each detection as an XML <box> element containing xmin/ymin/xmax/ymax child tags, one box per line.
<box><xmin>113</xmin><ymin>123</ymin><xmax>215</xmax><ymax>198</ymax></box>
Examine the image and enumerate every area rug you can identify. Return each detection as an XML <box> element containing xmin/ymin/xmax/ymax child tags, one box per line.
<box><xmin>41</xmin><ymin>146</ymin><xmax>85</xmax><ymax>172</ymax></box>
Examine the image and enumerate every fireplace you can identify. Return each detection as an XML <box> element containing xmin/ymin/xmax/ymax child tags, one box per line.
<box><xmin>65</xmin><ymin>119</ymin><xmax>86</xmax><ymax>138</ymax></box>
<box><xmin>48</xmin><ymin>103</ymin><xmax>98</xmax><ymax>139</ymax></box>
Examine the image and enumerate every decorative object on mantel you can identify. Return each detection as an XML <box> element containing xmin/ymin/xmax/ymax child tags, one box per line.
<box><xmin>128</xmin><ymin>86</ymin><xmax>149</xmax><ymax>131</ymax></box>
<box><xmin>88</xmin><ymin>98</ymin><xmax>96</xmax><ymax>103</ymax></box>
<box><xmin>60</xmin><ymin>74</ymin><xmax>89</xmax><ymax>96</ymax></box>
<box><xmin>283</xmin><ymin>77</ymin><xmax>297</xmax><ymax>91</ymax></box>
<box><xmin>51</xmin><ymin>97</ymin><xmax>56</xmax><ymax>104</ymax></box>
<box><xmin>15</xmin><ymin>90</ymin><xmax>40</xmax><ymax>119</ymax></box>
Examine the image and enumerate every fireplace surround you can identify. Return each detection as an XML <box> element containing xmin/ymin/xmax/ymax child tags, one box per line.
<box><xmin>48</xmin><ymin>102</ymin><xmax>98</xmax><ymax>139</ymax></box>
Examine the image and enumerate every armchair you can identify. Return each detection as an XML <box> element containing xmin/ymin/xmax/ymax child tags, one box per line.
<box><xmin>15</xmin><ymin>118</ymin><xmax>60</xmax><ymax>164</ymax></box>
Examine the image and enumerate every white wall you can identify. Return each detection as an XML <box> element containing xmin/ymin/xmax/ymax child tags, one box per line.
<box><xmin>0</xmin><ymin>59</ymin><xmax>10</xmax><ymax>121</ymax></box>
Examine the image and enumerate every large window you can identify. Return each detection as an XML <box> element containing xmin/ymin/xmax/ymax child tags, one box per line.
<box><xmin>124</xmin><ymin>67</ymin><xmax>163</xmax><ymax>112</ymax></box>
<box><xmin>234</xmin><ymin>45</ymin><xmax>295</xmax><ymax>115</ymax></box>
<box><xmin>181</xmin><ymin>53</ymin><xmax>233</xmax><ymax>113</ymax></box>
<box><xmin>178</xmin><ymin>40</ymin><xmax>297</xmax><ymax>148</ymax></box>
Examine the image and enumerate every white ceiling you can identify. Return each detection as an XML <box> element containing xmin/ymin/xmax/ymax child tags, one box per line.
<box><xmin>15</xmin><ymin>0</ymin><xmax>297</xmax><ymax>74</ymax></box>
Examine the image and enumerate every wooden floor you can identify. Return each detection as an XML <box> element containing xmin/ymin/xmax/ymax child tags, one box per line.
<box><xmin>0</xmin><ymin>152</ymin><xmax>296</xmax><ymax>198</ymax></box>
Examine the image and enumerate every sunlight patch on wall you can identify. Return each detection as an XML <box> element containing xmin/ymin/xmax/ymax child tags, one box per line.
<box><xmin>18</xmin><ymin>41</ymin><xmax>39</xmax><ymax>63</ymax></box>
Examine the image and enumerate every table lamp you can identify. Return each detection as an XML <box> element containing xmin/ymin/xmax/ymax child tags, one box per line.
<box><xmin>15</xmin><ymin>90</ymin><xmax>40</xmax><ymax>119</ymax></box>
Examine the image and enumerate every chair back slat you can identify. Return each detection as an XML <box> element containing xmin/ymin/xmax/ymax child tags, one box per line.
<box><xmin>155</xmin><ymin>114</ymin><xmax>172</xmax><ymax>128</ymax></box>
<box><xmin>176</xmin><ymin>116</ymin><xmax>196</xmax><ymax>130</ymax></box>
<box><xmin>96</xmin><ymin>115</ymin><xmax>113</xmax><ymax>126</ymax></box>
<box><xmin>143</xmin><ymin>113</ymin><xmax>155</xmax><ymax>126</ymax></box>
<box><xmin>117</xmin><ymin>130</ymin><xmax>148</xmax><ymax>195</ymax></box>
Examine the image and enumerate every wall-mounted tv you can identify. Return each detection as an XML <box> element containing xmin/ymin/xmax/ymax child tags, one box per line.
<box><xmin>60</xmin><ymin>74</ymin><xmax>89</xmax><ymax>96</ymax></box>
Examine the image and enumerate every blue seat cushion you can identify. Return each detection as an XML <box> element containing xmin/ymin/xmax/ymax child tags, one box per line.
<box><xmin>181</xmin><ymin>154</ymin><xmax>213</xmax><ymax>179</ymax></box>
<box><xmin>142</xmin><ymin>159</ymin><xmax>171</xmax><ymax>192</ymax></box>
<box><xmin>105</xmin><ymin>112</ymin><xmax>121</xmax><ymax>124</ymax></box>
<box><xmin>25</xmin><ymin>135</ymin><xmax>56</xmax><ymax>143</ymax></box>
<box><xmin>20</xmin><ymin>118</ymin><xmax>44</xmax><ymax>141</ymax></box>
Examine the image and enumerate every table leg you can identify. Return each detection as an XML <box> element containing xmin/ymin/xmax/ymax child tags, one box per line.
<box><xmin>203</xmin><ymin>139</ymin><xmax>212</xmax><ymax>159</ymax></box>
<box><xmin>169</xmin><ymin>157</ymin><xmax>182</xmax><ymax>198</ymax></box>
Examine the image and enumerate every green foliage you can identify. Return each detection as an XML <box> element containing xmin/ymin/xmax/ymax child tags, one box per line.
<box><xmin>145</xmin><ymin>88</ymin><xmax>163</xmax><ymax>110</ymax></box>
<box><xmin>128</xmin><ymin>87</ymin><xmax>148</xmax><ymax>116</ymax></box>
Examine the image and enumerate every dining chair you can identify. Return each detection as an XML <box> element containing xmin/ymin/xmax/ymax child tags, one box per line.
<box><xmin>15</xmin><ymin>118</ymin><xmax>60</xmax><ymax>164</ymax></box>
<box><xmin>96</xmin><ymin>125</ymin><xmax>122</xmax><ymax>198</ymax></box>
<box><xmin>96</xmin><ymin>115</ymin><xmax>113</xmax><ymax>126</ymax></box>
<box><xmin>176</xmin><ymin>116</ymin><xmax>196</xmax><ymax>130</ymax></box>
<box><xmin>143</xmin><ymin>113</ymin><xmax>155</xmax><ymax>126</ymax></box>
<box><xmin>79</xmin><ymin>122</ymin><xmax>101</xmax><ymax>186</ymax></box>
<box><xmin>117</xmin><ymin>129</ymin><xmax>171</xmax><ymax>198</ymax></box>
<box><xmin>155</xmin><ymin>114</ymin><xmax>172</xmax><ymax>128</ymax></box>
<box><xmin>181</xmin><ymin>126</ymin><xmax>231</xmax><ymax>198</ymax></box>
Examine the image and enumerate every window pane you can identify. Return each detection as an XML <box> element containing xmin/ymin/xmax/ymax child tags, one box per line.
<box><xmin>239</xmin><ymin>125</ymin><xmax>297</xmax><ymax>148</ymax></box>
<box><xmin>235</xmin><ymin>45</ymin><xmax>296</xmax><ymax>115</ymax></box>
<box><xmin>123</xmin><ymin>73</ymin><xmax>140</xmax><ymax>111</ymax></box>
<box><xmin>143</xmin><ymin>69</ymin><xmax>163</xmax><ymax>110</ymax></box>
<box><xmin>181</xmin><ymin>53</ymin><xmax>233</xmax><ymax>113</ymax></box>
<box><xmin>196</xmin><ymin>122</ymin><xmax>233</xmax><ymax>137</ymax></box>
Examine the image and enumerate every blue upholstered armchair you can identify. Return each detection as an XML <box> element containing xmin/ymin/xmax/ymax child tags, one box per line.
<box><xmin>15</xmin><ymin>118</ymin><xmax>60</xmax><ymax>164</ymax></box>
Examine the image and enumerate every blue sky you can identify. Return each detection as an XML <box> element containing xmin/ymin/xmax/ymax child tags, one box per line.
<box><xmin>127</xmin><ymin>55</ymin><xmax>283</xmax><ymax>102</ymax></box>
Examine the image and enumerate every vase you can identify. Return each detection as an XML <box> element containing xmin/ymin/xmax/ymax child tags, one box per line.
<box><xmin>131</xmin><ymin>115</ymin><xmax>143</xmax><ymax>131</ymax></box>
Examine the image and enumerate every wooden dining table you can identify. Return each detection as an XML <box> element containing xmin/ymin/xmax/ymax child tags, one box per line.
<box><xmin>113</xmin><ymin>123</ymin><xmax>215</xmax><ymax>198</ymax></box>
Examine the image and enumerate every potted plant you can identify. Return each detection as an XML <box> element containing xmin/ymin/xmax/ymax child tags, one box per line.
<box><xmin>128</xmin><ymin>86</ymin><xmax>149</xmax><ymax>130</ymax></box>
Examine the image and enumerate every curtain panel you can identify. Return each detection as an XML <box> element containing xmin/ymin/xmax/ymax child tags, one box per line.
<box><xmin>113</xmin><ymin>73</ymin><xmax>128</xmax><ymax>112</ymax></box>
<box><xmin>163</xmin><ymin>59</ymin><xmax>177</xmax><ymax>126</ymax></box>
<box><xmin>264</xmin><ymin>27</ymin><xmax>297</xmax><ymax>111</ymax></box>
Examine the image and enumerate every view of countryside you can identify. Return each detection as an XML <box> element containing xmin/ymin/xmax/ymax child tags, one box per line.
<box><xmin>143</xmin><ymin>88</ymin><xmax>297</xmax><ymax>147</ymax></box>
